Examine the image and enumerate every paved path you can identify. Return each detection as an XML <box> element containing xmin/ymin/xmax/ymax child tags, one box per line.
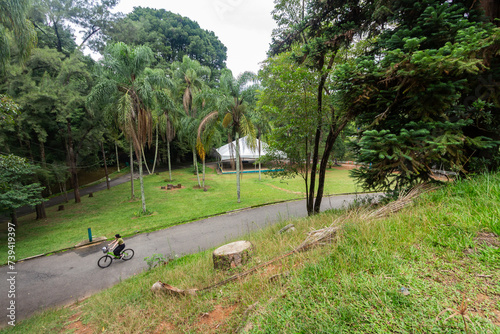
<box><xmin>0</xmin><ymin>193</ymin><xmax>379</xmax><ymax>326</ymax></box>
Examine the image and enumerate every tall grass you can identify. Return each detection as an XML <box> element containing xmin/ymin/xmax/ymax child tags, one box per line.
<box><xmin>251</xmin><ymin>173</ymin><xmax>500</xmax><ymax>333</ymax></box>
<box><xmin>1</xmin><ymin>173</ymin><xmax>499</xmax><ymax>333</ymax></box>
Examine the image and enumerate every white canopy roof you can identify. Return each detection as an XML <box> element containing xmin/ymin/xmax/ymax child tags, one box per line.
<box><xmin>216</xmin><ymin>136</ymin><xmax>283</xmax><ymax>161</ymax></box>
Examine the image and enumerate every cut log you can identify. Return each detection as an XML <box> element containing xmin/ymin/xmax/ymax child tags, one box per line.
<box><xmin>151</xmin><ymin>281</ymin><xmax>197</xmax><ymax>296</ymax></box>
<box><xmin>213</xmin><ymin>240</ymin><xmax>253</xmax><ymax>270</ymax></box>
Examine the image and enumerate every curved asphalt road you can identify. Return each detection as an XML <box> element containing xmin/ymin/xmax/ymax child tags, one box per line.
<box><xmin>1</xmin><ymin>188</ymin><xmax>379</xmax><ymax>326</ymax></box>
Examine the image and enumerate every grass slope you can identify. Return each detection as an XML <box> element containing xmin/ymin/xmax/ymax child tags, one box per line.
<box><xmin>1</xmin><ymin>173</ymin><xmax>499</xmax><ymax>333</ymax></box>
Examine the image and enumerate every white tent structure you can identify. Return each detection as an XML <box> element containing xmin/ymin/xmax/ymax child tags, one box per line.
<box><xmin>216</xmin><ymin>136</ymin><xmax>268</xmax><ymax>162</ymax></box>
<box><xmin>215</xmin><ymin>136</ymin><xmax>286</xmax><ymax>174</ymax></box>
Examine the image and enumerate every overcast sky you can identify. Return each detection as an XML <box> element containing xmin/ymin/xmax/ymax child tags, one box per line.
<box><xmin>113</xmin><ymin>0</ymin><xmax>277</xmax><ymax>77</ymax></box>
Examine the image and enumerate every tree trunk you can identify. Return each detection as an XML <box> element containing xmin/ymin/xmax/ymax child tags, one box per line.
<box><xmin>35</xmin><ymin>139</ymin><xmax>47</xmax><ymax>219</ymax></box>
<box><xmin>101</xmin><ymin>141</ymin><xmax>110</xmax><ymax>190</ymax></box>
<box><xmin>235</xmin><ymin>132</ymin><xmax>241</xmax><ymax>203</ymax></box>
<box><xmin>67</xmin><ymin>121</ymin><xmax>81</xmax><ymax>204</ymax></box>
<box><xmin>304</xmin><ymin>138</ymin><xmax>310</xmax><ymax>208</ymax></box>
<box><xmin>313</xmin><ymin>117</ymin><xmax>349</xmax><ymax>214</ymax></box>
<box><xmin>202</xmin><ymin>158</ymin><xmax>206</xmax><ymax>188</ymax></box>
<box><xmin>53</xmin><ymin>22</ymin><xmax>63</xmax><ymax>53</ymax></box>
<box><xmin>130</xmin><ymin>141</ymin><xmax>135</xmax><ymax>200</ymax></box>
<box><xmin>480</xmin><ymin>0</ymin><xmax>500</xmax><ymax>25</ymax></box>
<box><xmin>151</xmin><ymin>123</ymin><xmax>159</xmax><ymax>174</ymax></box>
<box><xmin>139</xmin><ymin>152</ymin><xmax>147</xmax><ymax>214</ymax></box>
<box><xmin>36</xmin><ymin>202</ymin><xmax>47</xmax><ymax>220</ymax></box>
<box><xmin>40</xmin><ymin>141</ymin><xmax>46</xmax><ymax>168</ymax></box>
<box><xmin>308</xmin><ymin>54</ymin><xmax>335</xmax><ymax>216</ymax></box>
<box><xmin>10</xmin><ymin>211</ymin><xmax>18</xmax><ymax>227</ymax></box>
<box><xmin>141</xmin><ymin>147</ymin><xmax>151</xmax><ymax>175</ymax></box>
<box><xmin>307</xmin><ymin>126</ymin><xmax>321</xmax><ymax>215</ymax></box>
<box><xmin>258</xmin><ymin>135</ymin><xmax>262</xmax><ymax>181</ymax></box>
<box><xmin>193</xmin><ymin>147</ymin><xmax>201</xmax><ymax>187</ymax></box>
<box><xmin>167</xmin><ymin>140</ymin><xmax>172</xmax><ymax>181</ymax></box>
<box><xmin>115</xmin><ymin>142</ymin><xmax>120</xmax><ymax>172</ymax></box>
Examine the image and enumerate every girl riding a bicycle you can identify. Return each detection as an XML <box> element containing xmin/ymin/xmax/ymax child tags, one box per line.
<box><xmin>109</xmin><ymin>234</ymin><xmax>125</xmax><ymax>258</ymax></box>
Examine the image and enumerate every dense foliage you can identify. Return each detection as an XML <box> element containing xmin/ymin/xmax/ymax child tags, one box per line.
<box><xmin>343</xmin><ymin>1</ymin><xmax>500</xmax><ymax>191</ymax></box>
<box><xmin>263</xmin><ymin>0</ymin><xmax>500</xmax><ymax>197</ymax></box>
<box><xmin>102</xmin><ymin>7</ymin><xmax>227</xmax><ymax>75</ymax></box>
<box><xmin>0</xmin><ymin>154</ymin><xmax>45</xmax><ymax>224</ymax></box>
<box><xmin>0</xmin><ymin>2</ymin><xmax>232</xmax><ymax>214</ymax></box>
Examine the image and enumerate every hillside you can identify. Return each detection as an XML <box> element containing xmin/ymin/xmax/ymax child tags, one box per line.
<box><xmin>2</xmin><ymin>173</ymin><xmax>499</xmax><ymax>333</ymax></box>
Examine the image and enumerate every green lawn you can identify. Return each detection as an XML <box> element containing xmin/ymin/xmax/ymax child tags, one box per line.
<box><xmin>0</xmin><ymin>165</ymin><xmax>358</xmax><ymax>261</ymax></box>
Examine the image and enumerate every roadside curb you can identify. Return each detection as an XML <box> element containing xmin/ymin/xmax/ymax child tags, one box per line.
<box><xmin>16</xmin><ymin>237</ymin><xmax>108</xmax><ymax>263</ymax></box>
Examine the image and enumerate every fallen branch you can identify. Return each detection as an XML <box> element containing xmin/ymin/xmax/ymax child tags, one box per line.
<box><xmin>152</xmin><ymin>183</ymin><xmax>435</xmax><ymax>295</ymax></box>
<box><xmin>360</xmin><ymin>183</ymin><xmax>438</xmax><ymax>220</ymax></box>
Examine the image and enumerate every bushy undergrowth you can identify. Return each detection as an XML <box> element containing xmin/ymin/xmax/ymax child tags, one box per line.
<box><xmin>2</xmin><ymin>173</ymin><xmax>499</xmax><ymax>333</ymax></box>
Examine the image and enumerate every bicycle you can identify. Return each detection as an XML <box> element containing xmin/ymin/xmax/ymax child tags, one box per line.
<box><xmin>98</xmin><ymin>245</ymin><xmax>134</xmax><ymax>268</ymax></box>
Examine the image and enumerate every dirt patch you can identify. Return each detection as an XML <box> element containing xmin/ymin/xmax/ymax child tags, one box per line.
<box><xmin>267</xmin><ymin>184</ymin><xmax>304</xmax><ymax>195</ymax></box>
<box><xmin>153</xmin><ymin>321</ymin><xmax>177</xmax><ymax>333</ymax></box>
<box><xmin>464</xmin><ymin>231</ymin><xmax>499</xmax><ymax>255</ymax></box>
<box><xmin>470</xmin><ymin>293</ymin><xmax>500</xmax><ymax>326</ymax></box>
<box><xmin>192</xmin><ymin>185</ymin><xmax>211</xmax><ymax>190</ymax></box>
<box><xmin>61</xmin><ymin>311</ymin><xmax>95</xmax><ymax>334</ymax></box>
<box><xmin>330</xmin><ymin>163</ymin><xmax>360</xmax><ymax>170</ymax></box>
<box><xmin>492</xmin><ymin>309</ymin><xmax>500</xmax><ymax>326</ymax></box>
<box><xmin>474</xmin><ymin>232</ymin><xmax>500</xmax><ymax>248</ymax></box>
<box><xmin>191</xmin><ymin>304</ymin><xmax>238</xmax><ymax>333</ymax></box>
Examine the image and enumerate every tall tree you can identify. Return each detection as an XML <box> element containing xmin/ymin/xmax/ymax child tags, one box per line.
<box><xmin>172</xmin><ymin>55</ymin><xmax>211</xmax><ymax>188</ymax></box>
<box><xmin>259</xmin><ymin>50</ymin><xmax>319</xmax><ymax>196</ymax></box>
<box><xmin>87</xmin><ymin>42</ymin><xmax>166</xmax><ymax>214</ymax></box>
<box><xmin>1</xmin><ymin>48</ymin><xmax>98</xmax><ymax>204</ymax></box>
<box><xmin>198</xmin><ymin>70</ymin><xmax>257</xmax><ymax>203</ymax></box>
<box><xmin>102</xmin><ymin>7</ymin><xmax>227</xmax><ymax>76</ymax></box>
<box><xmin>268</xmin><ymin>0</ymin><xmax>375</xmax><ymax>215</ymax></box>
<box><xmin>30</xmin><ymin>0</ymin><xmax>118</xmax><ymax>54</ymax></box>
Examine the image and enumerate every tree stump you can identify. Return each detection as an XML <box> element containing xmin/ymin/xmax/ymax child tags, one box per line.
<box><xmin>57</xmin><ymin>205</ymin><xmax>64</xmax><ymax>211</ymax></box>
<box><xmin>88</xmin><ymin>193</ymin><xmax>93</xmax><ymax>198</ymax></box>
<box><xmin>213</xmin><ymin>240</ymin><xmax>253</xmax><ymax>270</ymax></box>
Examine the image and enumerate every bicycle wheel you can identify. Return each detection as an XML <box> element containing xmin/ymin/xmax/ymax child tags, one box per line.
<box><xmin>98</xmin><ymin>255</ymin><xmax>113</xmax><ymax>268</ymax></box>
<box><xmin>121</xmin><ymin>249</ymin><xmax>134</xmax><ymax>260</ymax></box>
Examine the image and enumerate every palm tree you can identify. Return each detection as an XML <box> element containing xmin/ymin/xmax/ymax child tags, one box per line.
<box><xmin>144</xmin><ymin>68</ymin><xmax>175</xmax><ymax>175</ymax></box>
<box><xmin>250</xmin><ymin>109</ymin><xmax>271</xmax><ymax>181</ymax></box>
<box><xmin>0</xmin><ymin>0</ymin><xmax>37</xmax><ymax>75</ymax></box>
<box><xmin>195</xmin><ymin>89</ymin><xmax>223</xmax><ymax>188</ymax></box>
<box><xmin>198</xmin><ymin>70</ymin><xmax>258</xmax><ymax>202</ymax></box>
<box><xmin>171</xmin><ymin>56</ymin><xmax>211</xmax><ymax>187</ymax></box>
<box><xmin>159</xmin><ymin>111</ymin><xmax>177</xmax><ymax>181</ymax></box>
<box><xmin>87</xmin><ymin>42</ymin><xmax>166</xmax><ymax>214</ymax></box>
